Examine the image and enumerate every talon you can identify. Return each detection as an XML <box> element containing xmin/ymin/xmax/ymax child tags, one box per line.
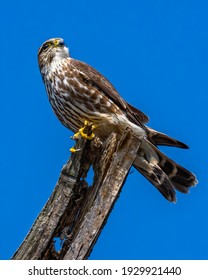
<box><xmin>70</xmin><ymin>121</ymin><xmax>96</xmax><ymax>152</ymax></box>
<box><xmin>79</xmin><ymin>127</ymin><xmax>95</xmax><ymax>140</ymax></box>
<box><xmin>70</xmin><ymin>147</ymin><xmax>76</xmax><ymax>153</ymax></box>
<box><xmin>70</xmin><ymin>147</ymin><xmax>81</xmax><ymax>153</ymax></box>
<box><xmin>73</xmin><ymin>131</ymin><xmax>80</xmax><ymax>139</ymax></box>
<box><xmin>77</xmin><ymin>120</ymin><xmax>96</xmax><ymax>140</ymax></box>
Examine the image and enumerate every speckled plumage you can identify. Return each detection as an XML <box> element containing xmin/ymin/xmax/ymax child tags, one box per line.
<box><xmin>38</xmin><ymin>38</ymin><xmax>197</xmax><ymax>202</ymax></box>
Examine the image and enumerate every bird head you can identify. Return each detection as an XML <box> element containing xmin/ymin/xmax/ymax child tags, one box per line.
<box><xmin>38</xmin><ymin>38</ymin><xmax>70</xmax><ymax>75</ymax></box>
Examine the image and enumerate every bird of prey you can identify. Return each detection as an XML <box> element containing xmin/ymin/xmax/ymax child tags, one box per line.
<box><xmin>38</xmin><ymin>37</ymin><xmax>197</xmax><ymax>202</ymax></box>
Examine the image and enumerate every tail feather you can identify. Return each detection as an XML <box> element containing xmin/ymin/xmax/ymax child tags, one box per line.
<box><xmin>133</xmin><ymin>157</ymin><xmax>176</xmax><ymax>202</ymax></box>
<box><xmin>147</xmin><ymin>127</ymin><xmax>189</xmax><ymax>149</ymax></box>
<box><xmin>133</xmin><ymin>139</ymin><xmax>197</xmax><ymax>202</ymax></box>
<box><xmin>155</xmin><ymin>147</ymin><xmax>197</xmax><ymax>190</ymax></box>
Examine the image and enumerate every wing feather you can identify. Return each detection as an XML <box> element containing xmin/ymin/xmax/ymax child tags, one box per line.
<box><xmin>70</xmin><ymin>59</ymin><xmax>149</xmax><ymax>125</ymax></box>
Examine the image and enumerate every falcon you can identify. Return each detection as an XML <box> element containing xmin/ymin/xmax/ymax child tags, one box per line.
<box><xmin>38</xmin><ymin>37</ymin><xmax>197</xmax><ymax>202</ymax></box>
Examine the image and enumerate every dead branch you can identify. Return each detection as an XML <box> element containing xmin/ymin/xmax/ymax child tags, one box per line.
<box><xmin>12</xmin><ymin>128</ymin><xmax>140</xmax><ymax>260</ymax></box>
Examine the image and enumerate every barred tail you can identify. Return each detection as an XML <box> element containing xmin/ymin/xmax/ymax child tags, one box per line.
<box><xmin>133</xmin><ymin>139</ymin><xmax>197</xmax><ymax>202</ymax></box>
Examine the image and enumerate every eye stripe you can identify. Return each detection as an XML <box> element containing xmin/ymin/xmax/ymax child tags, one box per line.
<box><xmin>42</xmin><ymin>42</ymin><xmax>50</xmax><ymax>51</ymax></box>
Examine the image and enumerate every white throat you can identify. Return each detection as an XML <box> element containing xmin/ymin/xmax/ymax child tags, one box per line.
<box><xmin>53</xmin><ymin>46</ymin><xmax>70</xmax><ymax>63</ymax></box>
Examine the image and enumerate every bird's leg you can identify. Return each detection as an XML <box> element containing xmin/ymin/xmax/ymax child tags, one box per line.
<box><xmin>70</xmin><ymin>121</ymin><xmax>96</xmax><ymax>153</ymax></box>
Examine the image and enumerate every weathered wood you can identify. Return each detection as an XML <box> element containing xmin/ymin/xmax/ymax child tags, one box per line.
<box><xmin>12</xmin><ymin>128</ymin><xmax>140</xmax><ymax>260</ymax></box>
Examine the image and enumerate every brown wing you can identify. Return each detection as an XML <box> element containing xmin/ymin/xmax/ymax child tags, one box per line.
<box><xmin>70</xmin><ymin>59</ymin><xmax>149</xmax><ymax>125</ymax></box>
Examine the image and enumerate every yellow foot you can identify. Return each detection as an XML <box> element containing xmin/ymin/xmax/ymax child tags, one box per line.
<box><xmin>70</xmin><ymin>147</ymin><xmax>78</xmax><ymax>153</ymax></box>
<box><xmin>74</xmin><ymin>121</ymin><xmax>96</xmax><ymax>140</ymax></box>
<box><xmin>70</xmin><ymin>147</ymin><xmax>82</xmax><ymax>153</ymax></box>
<box><xmin>70</xmin><ymin>121</ymin><xmax>96</xmax><ymax>153</ymax></box>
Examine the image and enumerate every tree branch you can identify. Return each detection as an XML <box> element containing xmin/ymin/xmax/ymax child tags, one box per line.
<box><xmin>12</xmin><ymin>128</ymin><xmax>140</xmax><ymax>260</ymax></box>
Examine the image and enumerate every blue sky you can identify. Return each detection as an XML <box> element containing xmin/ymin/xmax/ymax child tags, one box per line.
<box><xmin>0</xmin><ymin>0</ymin><xmax>207</xmax><ymax>260</ymax></box>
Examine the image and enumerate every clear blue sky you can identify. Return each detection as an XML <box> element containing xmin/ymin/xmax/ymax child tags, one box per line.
<box><xmin>0</xmin><ymin>0</ymin><xmax>207</xmax><ymax>260</ymax></box>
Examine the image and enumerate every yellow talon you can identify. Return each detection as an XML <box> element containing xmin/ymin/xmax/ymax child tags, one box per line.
<box><xmin>79</xmin><ymin>127</ymin><xmax>95</xmax><ymax>140</ymax></box>
<box><xmin>70</xmin><ymin>121</ymin><xmax>96</xmax><ymax>153</ymax></box>
<box><xmin>70</xmin><ymin>147</ymin><xmax>77</xmax><ymax>153</ymax></box>
<box><xmin>73</xmin><ymin>131</ymin><xmax>80</xmax><ymax>139</ymax></box>
<box><xmin>75</xmin><ymin>120</ymin><xmax>96</xmax><ymax>140</ymax></box>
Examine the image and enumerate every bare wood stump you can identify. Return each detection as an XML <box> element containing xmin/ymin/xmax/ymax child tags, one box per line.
<box><xmin>12</xmin><ymin>128</ymin><xmax>140</xmax><ymax>260</ymax></box>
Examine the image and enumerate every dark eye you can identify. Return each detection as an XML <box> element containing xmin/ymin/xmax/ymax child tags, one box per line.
<box><xmin>42</xmin><ymin>43</ymin><xmax>50</xmax><ymax>51</ymax></box>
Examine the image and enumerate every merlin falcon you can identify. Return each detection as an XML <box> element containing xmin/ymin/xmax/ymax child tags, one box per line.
<box><xmin>38</xmin><ymin>38</ymin><xmax>197</xmax><ymax>202</ymax></box>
